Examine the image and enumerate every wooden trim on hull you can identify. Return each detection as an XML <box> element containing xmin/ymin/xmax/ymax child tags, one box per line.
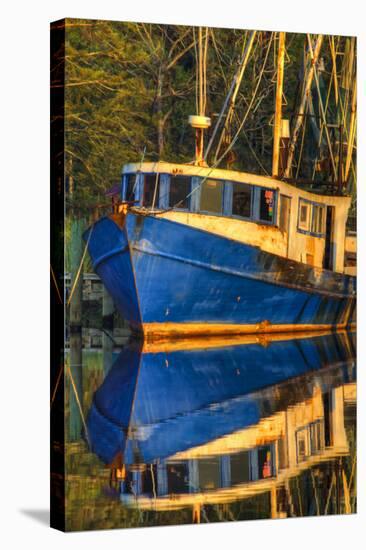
<box><xmin>131</xmin><ymin>320</ymin><xmax>356</xmax><ymax>342</ymax></box>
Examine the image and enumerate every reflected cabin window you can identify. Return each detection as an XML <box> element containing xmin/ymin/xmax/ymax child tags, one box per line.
<box><xmin>125</xmin><ymin>174</ymin><xmax>136</xmax><ymax>201</ymax></box>
<box><xmin>169</xmin><ymin>175</ymin><xmax>191</xmax><ymax>209</ymax></box>
<box><xmin>312</xmin><ymin>204</ymin><xmax>325</xmax><ymax>234</ymax></box>
<box><xmin>232</xmin><ymin>183</ymin><xmax>252</xmax><ymax>218</ymax></box>
<box><xmin>198</xmin><ymin>457</ymin><xmax>221</xmax><ymax>490</ymax></box>
<box><xmin>259</xmin><ymin>188</ymin><xmax>275</xmax><ymax>223</ymax></box>
<box><xmin>298</xmin><ymin>199</ymin><xmax>311</xmax><ymax>231</ymax></box>
<box><xmin>257</xmin><ymin>446</ymin><xmax>274</xmax><ymax>479</ymax></box>
<box><xmin>230</xmin><ymin>451</ymin><xmax>250</xmax><ymax>485</ymax></box>
<box><xmin>200</xmin><ymin>179</ymin><xmax>224</xmax><ymax>214</ymax></box>
<box><xmin>143</xmin><ymin>174</ymin><xmax>160</xmax><ymax>208</ymax></box>
<box><xmin>166</xmin><ymin>463</ymin><xmax>189</xmax><ymax>494</ymax></box>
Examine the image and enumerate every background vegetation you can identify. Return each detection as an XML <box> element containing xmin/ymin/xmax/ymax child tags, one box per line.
<box><xmin>62</xmin><ymin>19</ymin><xmax>356</xmax><ymax>215</ymax></box>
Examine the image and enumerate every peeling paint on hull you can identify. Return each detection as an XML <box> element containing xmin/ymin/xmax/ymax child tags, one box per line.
<box><xmin>84</xmin><ymin>212</ymin><xmax>356</xmax><ymax>339</ymax></box>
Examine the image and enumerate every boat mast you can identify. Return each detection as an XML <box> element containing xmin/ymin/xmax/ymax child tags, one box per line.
<box><xmin>189</xmin><ymin>27</ymin><xmax>211</xmax><ymax>166</ymax></box>
<box><xmin>272</xmin><ymin>32</ymin><xmax>286</xmax><ymax>178</ymax></box>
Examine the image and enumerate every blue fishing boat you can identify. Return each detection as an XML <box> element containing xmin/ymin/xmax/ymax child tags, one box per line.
<box><xmin>84</xmin><ymin>161</ymin><xmax>356</xmax><ymax>338</ymax></box>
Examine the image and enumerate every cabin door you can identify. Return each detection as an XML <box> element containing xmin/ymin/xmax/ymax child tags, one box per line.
<box><xmin>324</xmin><ymin>206</ymin><xmax>335</xmax><ymax>270</ymax></box>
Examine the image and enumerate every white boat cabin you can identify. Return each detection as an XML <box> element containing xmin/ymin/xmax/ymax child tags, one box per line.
<box><xmin>121</xmin><ymin>161</ymin><xmax>352</xmax><ymax>274</ymax></box>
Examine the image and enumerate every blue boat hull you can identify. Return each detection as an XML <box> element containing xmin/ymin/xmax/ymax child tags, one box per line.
<box><xmin>84</xmin><ymin>212</ymin><xmax>356</xmax><ymax>337</ymax></box>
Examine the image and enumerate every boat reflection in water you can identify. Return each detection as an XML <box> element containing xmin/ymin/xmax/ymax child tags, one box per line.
<box><xmin>86</xmin><ymin>330</ymin><xmax>356</xmax><ymax>520</ymax></box>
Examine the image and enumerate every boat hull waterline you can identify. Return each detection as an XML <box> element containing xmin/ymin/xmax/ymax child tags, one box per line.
<box><xmin>84</xmin><ymin>212</ymin><xmax>356</xmax><ymax>339</ymax></box>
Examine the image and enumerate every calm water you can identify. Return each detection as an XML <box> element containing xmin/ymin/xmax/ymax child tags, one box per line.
<box><xmin>63</xmin><ymin>330</ymin><xmax>356</xmax><ymax>531</ymax></box>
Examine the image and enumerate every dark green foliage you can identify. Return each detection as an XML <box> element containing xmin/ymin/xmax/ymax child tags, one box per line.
<box><xmin>62</xmin><ymin>19</ymin><xmax>356</xmax><ymax>213</ymax></box>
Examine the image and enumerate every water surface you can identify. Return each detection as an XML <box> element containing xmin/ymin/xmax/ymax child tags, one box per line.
<box><xmin>63</xmin><ymin>330</ymin><xmax>356</xmax><ymax>531</ymax></box>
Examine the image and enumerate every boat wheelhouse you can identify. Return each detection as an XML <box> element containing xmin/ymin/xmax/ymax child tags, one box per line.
<box><xmin>122</xmin><ymin>161</ymin><xmax>351</xmax><ymax>273</ymax></box>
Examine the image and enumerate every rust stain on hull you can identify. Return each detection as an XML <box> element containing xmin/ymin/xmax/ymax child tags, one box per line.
<box><xmin>130</xmin><ymin>320</ymin><xmax>356</xmax><ymax>343</ymax></box>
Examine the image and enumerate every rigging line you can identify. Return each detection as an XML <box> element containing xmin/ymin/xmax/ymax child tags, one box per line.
<box><xmin>51</xmin><ymin>263</ymin><xmax>63</xmax><ymax>304</ymax></box>
<box><xmin>311</xmin><ymin>50</ymin><xmax>336</xmax><ymax>180</ymax></box>
<box><xmin>215</xmin><ymin>32</ymin><xmax>274</xmax><ymax>165</ymax></box>
<box><xmin>213</xmin><ymin>30</ymin><xmax>258</xmax><ymax>162</ymax></box>
<box><xmin>204</xmin><ymin>30</ymin><xmax>257</xmax><ymax>161</ymax></box>
<box><xmin>67</xmin><ymin>223</ymin><xmax>94</xmax><ymax>307</ymax></box>
<box><xmin>334</xmin><ymin>86</ymin><xmax>356</xmax><ymax>181</ymax></box>
<box><xmin>307</xmin><ymin>34</ymin><xmax>337</xmax><ymax>181</ymax></box>
<box><xmin>296</xmin><ymin>101</ymin><xmax>308</xmax><ymax>179</ymax></box>
<box><xmin>100</xmin><ymin>327</ymin><xmax>117</xmax><ymax>345</ymax></box>
<box><xmin>50</xmin><ymin>363</ymin><xmax>64</xmax><ymax>407</ymax></box>
<box><xmin>237</xmin><ymin>114</ymin><xmax>269</xmax><ymax>175</ymax></box>
<box><xmin>210</xmin><ymin>28</ymin><xmax>230</xmax><ymax>86</ymax></box>
<box><xmin>151</xmin><ymin>163</ymin><xmax>160</xmax><ymax>211</ymax></box>
<box><xmin>285</xmin><ymin>35</ymin><xmax>323</xmax><ymax>178</ymax></box>
<box><xmin>153</xmin><ymin>34</ymin><xmax>273</xmax><ymax>215</ymax></box>
<box><xmin>324</xmin><ymin>472</ymin><xmax>336</xmax><ymax>515</ymax></box>
<box><xmin>310</xmin><ymin>470</ymin><xmax>321</xmax><ymax>516</ymax></box>
<box><xmin>65</xmin><ymin>362</ymin><xmax>90</xmax><ymax>445</ymax></box>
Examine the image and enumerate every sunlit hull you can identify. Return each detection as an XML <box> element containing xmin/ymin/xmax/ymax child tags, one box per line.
<box><xmin>84</xmin><ymin>211</ymin><xmax>356</xmax><ymax>339</ymax></box>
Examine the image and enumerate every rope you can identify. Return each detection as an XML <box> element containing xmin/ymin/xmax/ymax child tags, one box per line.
<box><xmin>50</xmin><ymin>264</ymin><xmax>63</xmax><ymax>304</ymax></box>
<box><xmin>66</xmin><ymin>362</ymin><xmax>90</xmax><ymax>445</ymax></box>
<box><xmin>67</xmin><ymin>223</ymin><xmax>94</xmax><ymax>307</ymax></box>
<box><xmin>50</xmin><ymin>363</ymin><xmax>64</xmax><ymax>407</ymax></box>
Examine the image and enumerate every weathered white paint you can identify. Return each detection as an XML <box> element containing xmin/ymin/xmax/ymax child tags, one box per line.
<box><xmin>344</xmin><ymin>233</ymin><xmax>357</xmax><ymax>276</ymax></box>
<box><xmin>124</xmin><ymin>162</ymin><xmax>352</xmax><ymax>273</ymax></box>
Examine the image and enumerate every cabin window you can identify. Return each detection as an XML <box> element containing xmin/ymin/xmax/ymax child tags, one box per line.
<box><xmin>166</xmin><ymin>463</ymin><xmax>189</xmax><ymax>494</ymax></box>
<box><xmin>298</xmin><ymin>199</ymin><xmax>311</xmax><ymax>231</ymax></box>
<box><xmin>312</xmin><ymin>204</ymin><xmax>325</xmax><ymax>234</ymax></box>
<box><xmin>198</xmin><ymin>458</ymin><xmax>221</xmax><ymax>490</ymax></box>
<box><xmin>257</xmin><ymin>446</ymin><xmax>274</xmax><ymax>479</ymax></box>
<box><xmin>140</xmin><ymin>465</ymin><xmax>158</xmax><ymax>495</ymax></box>
<box><xmin>142</xmin><ymin>174</ymin><xmax>160</xmax><ymax>208</ymax></box>
<box><xmin>200</xmin><ymin>178</ymin><xmax>224</xmax><ymax>214</ymax></box>
<box><xmin>169</xmin><ymin>175</ymin><xmax>191</xmax><ymax>209</ymax></box>
<box><xmin>230</xmin><ymin>451</ymin><xmax>250</xmax><ymax>485</ymax></box>
<box><xmin>296</xmin><ymin>427</ymin><xmax>309</xmax><ymax>463</ymax></box>
<box><xmin>259</xmin><ymin>188</ymin><xmax>275</xmax><ymax>223</ymax></box>
<box><xmin>232</xmin><ymin>183</ymin><xmax>252</xmax><ymax>218</ymax></box>
<box><xmin>309</xmin><ymin>420</ymin><xmax>325</xmax><ymax>455</ymax></box>
<box><xmin>125</xmin><ymin>174</ymin><xmax>136</xmax><ymax>201</ymax></box>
